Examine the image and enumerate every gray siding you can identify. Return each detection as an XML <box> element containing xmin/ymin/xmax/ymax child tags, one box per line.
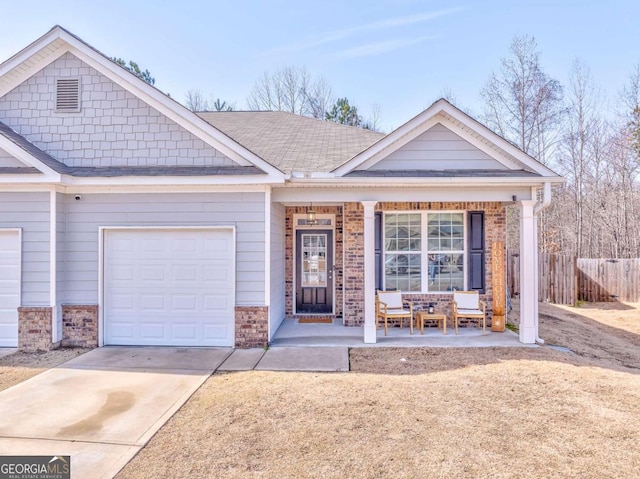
<box><xmin>0</xmin><ymin>148</ymin><xmax>26</xmax><ymax>167</ymax></box>
<box><xmin>368</xmin><ymin>123</ymin><xmax>506</xmax><ymax>171</ymax></box>
<box><xmin>63</xmin><ymin>192</ymin><xmax>265</xmax><ymax>306</ymax></box>
<box><xmin>0</xmin><ymin>192</ymin><xmax>50</xmax><ymax>305</ymax></box>
<box><xmin>0</xmin><ymin>53</ymin><xmax>238</xmax><ymax>168</ymax></box>
<box><xmin>269</xmin><ymin>202</ymin><xmax>286</xmax><ymax>339</ymax></box>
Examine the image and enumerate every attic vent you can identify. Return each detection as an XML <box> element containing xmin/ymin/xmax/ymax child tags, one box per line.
<box><xmin>56</xmin><ymin>78</ymin><xmax>80</xmax><ymax>112</ymax></box>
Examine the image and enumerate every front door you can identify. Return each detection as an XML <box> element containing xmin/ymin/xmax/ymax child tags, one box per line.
<box><xmin>296</xmin><ymin>230</ymin><xmax>333</xmax><ymax>314</ymax></box>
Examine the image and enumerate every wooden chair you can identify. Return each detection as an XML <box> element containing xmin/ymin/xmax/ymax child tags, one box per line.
<box><xmin>451</xmin><ymin>291</ymin><xmax>486</xmax><ymax>335</ymax></box>
<box><xmin>375</xmin><ymin>290</ymin><xmax>414</xmax><ymax>336</ymax></box>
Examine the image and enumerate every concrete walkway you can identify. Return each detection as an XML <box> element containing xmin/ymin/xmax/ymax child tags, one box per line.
<box><xmin>0</xmin><ymin>345</ymin><xmax>349</xmax><ymax>478</ymax></box>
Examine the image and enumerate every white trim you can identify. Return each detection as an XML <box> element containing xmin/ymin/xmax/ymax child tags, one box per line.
<box><xmin>264</xmin><ymin>187</ymin><xmax>271</xmax><ymax>341</ymax></box>
<box><xmin>292</xmin><ymin>215</ymin><xmax>336</xmax><ymax>315</ymax></box>
<box><xmin>49</xmin><ymin>190</ymin><xmax>58</xmax><ymax>342</ymax></box>
<box><xmin>362</xmin><ymin>201</ymin><xmax>377</xmax><ymax>343</ymax></box>
<box><xmin>0</xmin><ymin>135</ymin><xmax>61</xmax><ymax>179</ymax></box>
<box><xmin>0</xmin><ymin>27</ymin><xmax>285</xmax><ymax>182</ymax></box>
<box><xmin>98</xmin><ymin>225</ymin><xmax>236</xmax><ymax>347</ymax></box>
<box><xmin>333</xmin><ymin>99</ymin><xmax>563</xmax><ymax>179</ymax></box>
<box><xmin>382</xmin><ymin>210</ymin><xmax>467</xmax><ymax>294</ymax></box>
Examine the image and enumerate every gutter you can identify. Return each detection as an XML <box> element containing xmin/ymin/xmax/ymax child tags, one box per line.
<box><xmin>532</xmin><ymin>181</ymin><xmax>552</xmax><ymax>344</ymax></box>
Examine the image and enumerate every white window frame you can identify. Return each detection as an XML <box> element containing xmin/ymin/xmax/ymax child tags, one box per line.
<box><xmin>382</xmin><ymin>210</ymin><xmax>467</xmax><ymax>293</ymax></box>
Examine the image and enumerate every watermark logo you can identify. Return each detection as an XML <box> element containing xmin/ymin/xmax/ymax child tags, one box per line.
<box><xmin>0</xmin><ymin>456</ymin><xmax>70</xmax><ymax>479</ymax></box>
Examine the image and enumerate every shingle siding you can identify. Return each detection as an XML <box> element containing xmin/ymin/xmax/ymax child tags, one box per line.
<box><xmin>0</xmin><ymin>53</ymin><xmax>238</xmax><ymax>169</ymax></box>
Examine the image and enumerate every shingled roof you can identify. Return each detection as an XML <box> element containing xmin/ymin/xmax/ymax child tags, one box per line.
<box><xmin>198</xmin><ymin>111</ymin><xmax>384</xmax><ymax>174</ymax></box>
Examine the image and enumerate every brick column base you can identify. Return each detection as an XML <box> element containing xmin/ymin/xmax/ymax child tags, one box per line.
<box><xmin>235</xmin><ymin>306</ymin><xmax>269</xmax><ymax>348</ymax></box>
<box><xmin>18</xmin><ymin>307</ymin><xmax>53</xmax><ymax>352</ymax></box>
<box><xmin>62</xmin><ymin>305</ymin><xmax>99</xmax><ymax>348</ymax></box>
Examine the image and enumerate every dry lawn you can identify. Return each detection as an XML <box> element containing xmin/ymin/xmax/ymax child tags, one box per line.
<box><xmin>0</xmin><ymin>348</ymin><xmax>89</xmax><ymax>392</ymax></box>
<box><xmin>117</xmin><ymin>301</ymin><xmax>640</xmax><ymax>479</ymax></box>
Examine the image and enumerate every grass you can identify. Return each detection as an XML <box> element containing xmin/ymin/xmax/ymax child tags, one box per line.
<box><xmin>114</xmin><ymin>301</ymin><xmax>640</xmax><ymax>479</ymax></box>
<box><xmin>0</xmin><ymin>348</ymin><xmax>89</xmax><ymax>392</ymax></box>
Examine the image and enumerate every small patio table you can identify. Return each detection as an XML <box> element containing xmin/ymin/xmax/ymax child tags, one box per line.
<box><xmin>415</xmin><ymin>311</ymin><xmax>448</xmax><ymax>335</ymax></box>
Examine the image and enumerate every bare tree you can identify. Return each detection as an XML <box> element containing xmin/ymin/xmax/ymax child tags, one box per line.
<box><xmin>480</xmin><ymin>34</ymin><xmax>564</xmax><ymax>165</ymax></box>
<box><xmin>185</xmin><ymin>89</ymin><xmax>234</xmax><ymax>112</ymax></box>
<box><xmin>555</xmin><ymin>59</ymin><xmax>604</xmax><ymax>256</ymax></box>
<box><xmin>247</xmin><ymin>66</ymin><xmax>334</xmax><ymax>116</ymax></box>
<box><xmin>185</xmin><ymin>89</ymin><xmax>208</xmax><ymax>111</ymax></box>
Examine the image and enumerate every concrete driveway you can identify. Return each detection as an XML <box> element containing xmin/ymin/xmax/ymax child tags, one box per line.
<box><xmin>0</xmin><ymin>347</ymin><xmax>231</xmax><ymax>479</ymax></box>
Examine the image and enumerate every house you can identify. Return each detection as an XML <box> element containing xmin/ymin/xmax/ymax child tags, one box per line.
<box><xmin>0</xmin><ymin>26</ymin><xmax>563</xmax><ymax>351</ymax></box>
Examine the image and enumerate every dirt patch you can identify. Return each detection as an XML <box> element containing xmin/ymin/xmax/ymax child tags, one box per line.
<box><xmin>117</xmin><ymin>303</ymin><xmax>640</xmax><ymax>479</ymax></box>
<box><xmin>0</xmin><ymin>348</ymin><xmax>90</xmax><ymax>392</ymax></box>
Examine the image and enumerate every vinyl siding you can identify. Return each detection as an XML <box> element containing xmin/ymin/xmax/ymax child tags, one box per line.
<box><xmin>0</xmin><ymin>53</ymin><xmax>238</xmax><ymax>168</ymax></box>
<box><xmin>368</xmin><ymin>123</ymin><xmax>506</xmax><ymax>171</ymax></box>
<box><xmin>269</xmin><ymin>202</ymin><xmax>286</xmax><ymax>339</ymax></box>
<box><xmin>62</xmin><ymin>192</ymin><xmax>265</xmax><ymax>306</ymax></box>
<box><xmin>0</xmin><ymin>192</ymin><xmax>50</xmax><ymax>305</ymax></box>
<box><xmin>0</xmin><ymin>147</ymin><xmax>26</xmax><ymax>167</ymax></box>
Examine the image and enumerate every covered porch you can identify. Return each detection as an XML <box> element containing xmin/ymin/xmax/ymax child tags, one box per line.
<box><xmin>270</xmin><ymin>317</ymin><xmax>525</xmax><ymax>348</ymax></box>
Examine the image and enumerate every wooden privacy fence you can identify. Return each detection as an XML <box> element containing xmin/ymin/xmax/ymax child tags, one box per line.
<box><xmin>507</xmin><ymin>250</ymin><xmax>640</xmax><ymax>304</ymax></box>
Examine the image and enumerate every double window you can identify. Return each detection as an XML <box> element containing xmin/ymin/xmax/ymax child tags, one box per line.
<box><xmin>384</xmin><ymin>212</ymin><xmax>465</xmax><ymax>292</ymax></box>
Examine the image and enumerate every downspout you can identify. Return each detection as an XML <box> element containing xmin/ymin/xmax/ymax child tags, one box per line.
<box><xmin>532</xmin><ymin>182</ymin><xmax>552</xmax><ymax>344</ymax></box>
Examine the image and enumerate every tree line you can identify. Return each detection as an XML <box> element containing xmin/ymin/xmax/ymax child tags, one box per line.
<box><xmin>116</xmin><ymin>36</ymin><xmax>640</xmax><ymax>259</ymax></box>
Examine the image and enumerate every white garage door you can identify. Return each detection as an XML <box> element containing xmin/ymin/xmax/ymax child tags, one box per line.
<box><xmin>0</xmin><ymin>230</ymin><xmax>20</xmax><ymax>347</ymax></box>
<box><xmin>104</xmin><ymin>228</ymin><xmax>235</xmax><ymax>346</ymax></box>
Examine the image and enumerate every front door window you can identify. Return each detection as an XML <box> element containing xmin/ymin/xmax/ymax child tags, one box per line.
<box><xmin>301</xmin><ymin>234</ymin><xmax>327</xmax><ymax>287</ymax></box>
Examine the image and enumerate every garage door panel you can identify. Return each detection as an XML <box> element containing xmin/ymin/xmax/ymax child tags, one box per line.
<box><xmin>104</xmin><ymin>229</ymin><xmax>235</xmax><ymax>347</ymax></box>
<box><xmin>0</xmin><ymin>230</ymin><xmax>20</xmax><ymax>347</ymax></box>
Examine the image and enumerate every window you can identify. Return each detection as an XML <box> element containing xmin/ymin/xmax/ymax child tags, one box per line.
<box><xmin>56</xmin><ymin>78</ymin><xmax>81</xmax><ymax>112</ymax></box>
<box><xmin>384</xmin><ymin>212</ymin><xmax>465</xmax><ymax>292</ymax></box>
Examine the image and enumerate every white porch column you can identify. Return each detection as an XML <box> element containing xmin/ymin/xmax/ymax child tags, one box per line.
<box><xmin>519</xmin><ymin>200</ymin><xmax>537</xmax><ymax>344</ymax></box>
<box><xmin>362</xmin><ymin>201</ymin><xmax>378</xmax><ymax>344</ymax></box>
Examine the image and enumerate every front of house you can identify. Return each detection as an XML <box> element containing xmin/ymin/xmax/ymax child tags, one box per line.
<box><xmin>0</xmin><ymin>27</ymin><xmax>563</xmax><ymax>351</ymax></box>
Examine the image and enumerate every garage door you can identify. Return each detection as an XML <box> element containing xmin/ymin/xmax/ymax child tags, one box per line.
<box><xmin>104</xmin><ymin>228</ymin><xmax>235</xmax><ymax>346</ymax></box>
<box><xmin>0</xmin><ymin>230</ymin><xmax>20</xmax><ymax>347</ymax></box>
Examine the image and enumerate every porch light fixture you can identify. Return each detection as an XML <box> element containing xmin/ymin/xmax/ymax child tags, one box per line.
<box><xmin>306</xmin><ymin>203</ymin><xmax>317</xmax><ymax>226</ymax></box>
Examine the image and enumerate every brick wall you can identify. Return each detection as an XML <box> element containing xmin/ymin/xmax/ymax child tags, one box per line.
<box><xmin>61</xmin><ymin>305</ymin><xmax>98</xmax><ymax>348</ymax></box>
<box><xmin>285</xmin><ymin>206</ymin><xmax>343</xmax><ymax>318</ymax></box>
<box><xmin>0</xmin><ymin>53</ymin><xmax>234</xmax><ymax>168</ymax></box>
<box><xmin>342</xmin><ymin>201</ymin><xmax>506</xmax><ymax>327</ymax></box>
<box><xmin>235</xmin><ymin>306</ymin><xmax>269</xmax><ymax>348</ymax></box>
<box><xmin>18</xmin><ymin>307</ymin><xmax>53</xmax><ymax>351</ymax></box>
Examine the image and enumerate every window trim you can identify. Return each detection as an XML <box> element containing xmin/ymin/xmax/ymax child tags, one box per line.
<box><xmin>382</xmin><ymin>210</ymin><xmax>467</xmax><ymax>294</ymax></box>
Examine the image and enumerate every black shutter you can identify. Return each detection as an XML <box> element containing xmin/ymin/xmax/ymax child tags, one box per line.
<box><xmin>468</xmin><ymin>211</ymin><xmax>485</xmax><ymax>292</ymax></box>
<box><xmin>375</xmin><ymin>212</ymin><xmax>382</xmax><ymax>290</ymax></box>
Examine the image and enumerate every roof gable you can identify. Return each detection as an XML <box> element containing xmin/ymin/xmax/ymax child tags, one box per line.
<box><xmin>0</xmin><ymin>26</ymin><xmax>285</xmax><ymax>182</ymax></box>
<box><xmin>365</xmin><ymin>123</ymin><xmax>507</xmax><ymax>171</ymax></box>
<box><xmin>333</xmin><ymin>99</ymin><xmax>563</xmax><ymax>181</ymax></box>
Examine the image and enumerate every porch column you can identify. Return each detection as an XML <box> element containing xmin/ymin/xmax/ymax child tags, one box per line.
<box><xmin>519</xmin><ymin>200</ymin><xmax>537</xmax><ymax>344</ymax></box>
<box><xmin>362</xmin><ymin>201</ymin><xmax>378</xmax><ymax>343</ymax></box>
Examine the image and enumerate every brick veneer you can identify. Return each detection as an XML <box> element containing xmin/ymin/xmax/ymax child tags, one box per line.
<box><xmin>342</xmin><ymin>201</ymin><xmax>507</xmax><ymax>327</ymax></box>
<box><xmin>235</xmin><ymin>306</ymin><xmax>269</xmax><ymax>348</ymax></box>
<box><xmin>18</xmin><ymin>307</ymin><xmax>53</xmax><ymax>352</ymax></box>
<box><xmin>62</xmin><ymin>305</ymin><xmax>99</xmax><ymax>348</ymax></box>
<box><xmin>285</xmin><ymin>206</ymin><xmax>343</xmax><ymax>319</ymax></box>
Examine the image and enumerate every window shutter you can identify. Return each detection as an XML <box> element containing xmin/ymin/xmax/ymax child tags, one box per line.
<box><xmin>468</xmin><ymin>211</ymin><xmax>485</xmax><ymax>292</ymax></box>
<box><xmin>56</xmin><ymin>78</ymin><xmax>80</xmax><ymax>111</ymax></box>
<box><xmin>374</xmin><ymin>211</ymin><xmax>382</xmax><ymax>290</ymax></box>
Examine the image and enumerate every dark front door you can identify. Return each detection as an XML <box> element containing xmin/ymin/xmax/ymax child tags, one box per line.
<box><xmin>296</xmin><ymin>230</ymin><xmax>333</xmax><ymax>314</ymax></box>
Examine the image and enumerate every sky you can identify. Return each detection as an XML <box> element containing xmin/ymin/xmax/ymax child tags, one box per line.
<box><xmin>1</xmin><ymin>1</ymin><xmax>639</xmax><ymax>132</ymax></box>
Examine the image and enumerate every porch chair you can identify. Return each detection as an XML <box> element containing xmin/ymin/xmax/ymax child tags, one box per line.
<box><xmin>375</xmin><ymin>290</ymin><xmax>414</xmax><ymax>336</ymax></box>
<box><xmin>451</xmin><ymin>291</ymin><xmax>486</xmax><ymax>335</ymax></box>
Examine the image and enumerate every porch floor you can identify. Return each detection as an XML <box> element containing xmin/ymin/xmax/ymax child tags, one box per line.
<box><xmin>270</xmin><ymin>319</ymin><xmax>529</xmax><ymax>348</ymax></box>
